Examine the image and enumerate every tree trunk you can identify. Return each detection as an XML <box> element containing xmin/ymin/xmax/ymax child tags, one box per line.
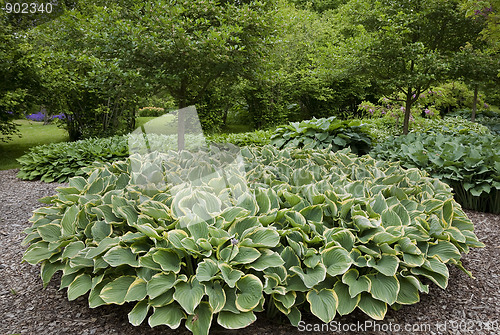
<box><xmin>403</xmin><ymin>93</ymin><xmax>412</xmax><ymax>135</ymax></box>
<box><xmin>471</xmin><ymin>84</ymin><xmax>478</xmax><ymax>123</ymax></box>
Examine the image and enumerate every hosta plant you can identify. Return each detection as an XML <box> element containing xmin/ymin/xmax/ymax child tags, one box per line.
<box><xmin>23</xmin><ymin>145</ymin><xmax>483</xmax><ymax>334</ymax></box>
<box><xmin>371</xmin><ymin>132</ymin><xmax>500</xmax><ymax>214</ymax></box>
<box><xmin>271</xmin><ymin>117</ymin><xmax>372</xmax><ymax>155</ymax></box>
<box><xmin>17</xmin><ymin>133</ymin><xmax>205</xmax><ymax>183</ymax></box>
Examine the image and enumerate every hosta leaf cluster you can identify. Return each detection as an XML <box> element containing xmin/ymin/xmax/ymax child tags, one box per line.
<box><xmin>271</xmin><ymin>117</ymin><xmax>372</xmax><ymax>154</ymax></box>
<box><xmin>207</xmin><ymin>130</ymin><xmax>272</xmax><ymax>147</ymax></box>
<box><xmin>23</xmin><ymin>145</ymin><xmax>483</xmax><ymax>334</ymax></box>
<box><xmin>17</xmin><ymin>133</ymin><xmax>207</xmax><ymax>183</ymax></box>
<box><xmin>371</xmin><ymin>132</ymin><xmax>500</xmax><ymax>213</ymax></box>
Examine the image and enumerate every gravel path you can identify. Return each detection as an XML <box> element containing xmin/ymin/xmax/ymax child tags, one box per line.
<box><xmin>1</xmin><ymin>169</ymin><xmax>499</xmax><ymax>335</ymax></box>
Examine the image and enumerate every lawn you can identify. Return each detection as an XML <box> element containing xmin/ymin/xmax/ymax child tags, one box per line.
<box><xmin>0</xmin><ymin>120</ymin><xmax>69</xmax><ymax>170</ymax></box>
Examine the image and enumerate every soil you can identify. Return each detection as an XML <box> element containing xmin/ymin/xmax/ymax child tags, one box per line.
<box><xmin>1</xmin><ymin>169</ymin><xmax>499</xmax><ymax>335</ymax></box>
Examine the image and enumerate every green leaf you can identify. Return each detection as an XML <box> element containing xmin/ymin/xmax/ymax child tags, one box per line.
<box><xmin>102</xmin><ymin>246</ymin><xmax>139</xmax><ymax>267</ymax></box>
<box><xmin>128</xmin><ymin>300</ymin><xmax>150</xmax><ymax>326</ymax></box>
<box><xmin>173</xmin><ymin>276</ymin><xmax>205</xmax><ymax>315</ymax></box>
<box><xmin>196</xmin><ymin>258</ymin><xmax>220</xmax><ymax>282</ymax></box>
<box><xmin>100</xmin><ymin>276</ymin><xmax>136</xmax><ymax>305</ymax></box>
<box><xmin>396</xmin><ymin>275</ymin><xmax>420</xmax><ymax>305</ymax></box>
<box><xmin>67</xmin><ymin>273</ymin><xmax>92</xmax><ymax>301</ymax></box>
<box><xmin>333</xmin><ymin>281</ymin><xmax>360</xmax><ymax>316</ymax></box>
<box><xmin>358</xmin><ymin>292</ymin><xmax>387</xmax><ymax>320</ymax></box>
<box><xmin>342</xmin><ymin>269</ymin><xmax>371</xmax><ymax>298</ymax></box>
<box><xmin>148</xmin><ymin>303</ymin><xmax>185</xmax><ymax>329</ymax></box>
<box><xmin>204</xmin><ymin>281</ymin><xmax>226</xmax><ymax>313</ymax></box>
<box><xmin>247</xmin><ymin>250</ymin><xmax>284</xmax><ymax>271</ymax></box>
<box><xmin>427</xmin><ymin>241</ymin><xmax>461</xmax><ymax>263</ymax></box>
<box><xmin>23</xmin><ymin>245</ymin><xmax>53</xmax><ymax>265</ymax></box>
<box><xmin>290</xmin><ymin>263</ymin><xmax>327</xmax><ymax>289</ymax></box>
<box><xmin>231</xmin><ymin>247</ymin><xmax>261</xmax><ymax>265</ymax></box>
<box><xmin>306</xmin><ymin>289</ymin><xmax>338</xmax><ymax>323</ymax></box>
<box><xmin>367</xmin><ymin>273</ymin><xmax>399</xmax><ymax>305</ymax></box>
<box><xmin>186</xmin><ymin>302</ymin><xmax>213</xmax><ymax>335</ymax></box>
<box><xmin>219</xmin><ymin>263</ymin><xmax>243</xmax><ymax>288</ymax></box>
<box><xmin>61</xmin><ymin>204</ymin><xmax>79</xmax><ymax>237</ymax></box>
<box><xmin>152</xmin><ymin>249</ymin><xmax>181</xmax><ymax>273</ymax></box>
<box><xmin>37</xmin><ymin>224</ymin><xmax>61</xmax><ymax>242</ymax></box>
<box><xmin>321</xmin><ymin>246</ymin><xmax>352</xmax><ymax>276</ymax></box>
<box><xmin>235</xmin><ymin>274</ymin><xmax>263</xmax><ymax>312</ymax></box>
<box><xmin>367</xmin><ymin>254</ymin><xmax>399</xmax><ymax>276</ymax></box>
<box><xmin>217</xmin><ymin>311</ymin><xmax>256</xmax><ymax>329</ymax></box>
<box><xmin>240</xmin><ymin>227</ymin><xmax>280</xmax><ymax>248</ymax></box>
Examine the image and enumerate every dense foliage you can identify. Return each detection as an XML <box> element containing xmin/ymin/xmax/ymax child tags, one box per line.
<box><xmin>207</xmin><ymin>130</ymin><xmax>272</xmax><ymax>147</ymax></box>
<box><xmin>23</xmin><ymin>145</ymin><xmax>483</xmax><ymax>333</ymax></box>
<box><xmin>16</xmin><ymin>134</ymin><xmax>205</xmax><ymax>183</ymax></box>
<box><xmin>371</xmin><ymin>132</ymin><xmax>500</xmax><ymax>213</ymax></box>
<box><xmin>271</xmin><ymin>117</ymin><xmax>372</xmax><ymax>155</ymax></box>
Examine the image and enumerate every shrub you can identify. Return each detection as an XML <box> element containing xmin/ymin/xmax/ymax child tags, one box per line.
<box><xmin>361</xmin><ymin>116</ymin><xmax>491</xmax><ymax>144</ymax></box>
<box><xmin>17</xmin><ymin>134</ymin><xmax>205</xmax><ymax>183</ymax></box>
<box><xmin>410</xmin><ymin>116</ymin><xmax>491</xmax><ymax>136</ymax></box>
<box><xmin>207</xmin><ymin>130</ymin><xmax>272</xmax><ymax>147</ymax></box>
<box><xmin>137</xmin><ymin>107</ymin><xmax>166</xmax><ymax>117</ymax></box>
<box><xmin>23</xmin><ymin>145</ymin><xmax>483</xmax><ymax>334</ymax></box>
<box><xmin>448</xmin><ymin>109</ymin><xmax>500</xmax><ymax>136</ymax></box>
<box><xmin>371</xmin><ymin>132</ymin><xmax>500</xmax><ymax>213</ymax></box>
<box><xmin>271</xmin><ymin>117</ymin><xmax>372</xmax><ymax>155</ymax></box>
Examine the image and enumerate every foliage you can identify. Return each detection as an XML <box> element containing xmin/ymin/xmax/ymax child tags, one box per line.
<box><xmin>16</xmin><ymin>136</ymin><xmax>129</xmax><ymax>183</ymax></box>
<box><xmin>28</xmin><ymin>6</ymin><xmax>142</xmax><ymax>141</ymax></box>
<box><xmin>137</xmin><ymin>107</ymin><xmax>166</xmax><ymax>118</ymax></box>
<box><xmin>271</xmin><ymin>117</ymin><xmax>372</xmax><ymax>155</ymax></box>
<box><xmin>448</xmin><ymin>109</ymin><xmax>500</xmax><ymax>135</ymax></box>
<box><xmin>371</xmin><ymin>132</ymin><xmax>500</xmax><ymax>213</ymax></box>
<box><xmin>22</xmin><ymin>145</ymin><xmax>483</xmax><ymax>334</ymax></box>
<box><xmin>339</xmin><ymin>0</ymin><xmax>487</xmax><ymax>134</ymax></box>
<box><xmin>16</xmin><ymin>134</ymin><xmax>209</xmax><ymax>183</ymax></box>
<box><xmin>208</xmin><ymin>130</ymin><xmax>272</xmax><ymax>147</ymax></box>
<box><xmin>0</xmin><ymin>11</ymin><xmax>40</xmax><ymax>141</ymax></box>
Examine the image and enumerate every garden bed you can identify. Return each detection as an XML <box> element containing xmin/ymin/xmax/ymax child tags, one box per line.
<box><xmin>0</xmin><ymin>168</ymin><xmax>499</xmax><ymax>335</ymax></box>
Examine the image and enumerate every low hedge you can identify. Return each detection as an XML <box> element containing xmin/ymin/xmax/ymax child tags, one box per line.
<box><xmin>23</xmin><ymin>145</ymin><xmax>483</xmax><ymax>334</ymax></box>
<box><xmin>371</xmin><ymin>132</ymin><xmax>500</xmax><ymax>213</ymax></box>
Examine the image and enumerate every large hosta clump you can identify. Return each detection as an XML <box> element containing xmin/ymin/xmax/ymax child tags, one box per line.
<box><xmin>22</xmin><ymin>145</ymin><xmax>484</xmax><ymax>334</ymax></box>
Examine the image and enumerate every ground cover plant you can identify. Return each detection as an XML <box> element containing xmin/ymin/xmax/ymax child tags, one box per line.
<box><xmin>16</xmin><ymin>134</ymin><xmax>205</xmax><ymax>183</ymax></box>
<box><xmin>22</xmin><ymin>145</ymin><xmax>483</xmax><ymax>334</ymax></box>
<box><xmin>371</xmin><ymin>132</ymin><xmax>500</xmax><ymax>214</ymax></box>
<box><xmin>271</xmin><ymin>117</ymin><xmax>372</xmax><ymax>155</ymax></box>
<box><xmin>207</xmin><ymin>130</ymin><xmax>272</xmax><ymax>147</ymax></box>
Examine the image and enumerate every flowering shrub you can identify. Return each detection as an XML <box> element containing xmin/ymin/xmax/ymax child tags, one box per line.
<box><xmin>26</xmin><ymin>111</ymin><xmax>67</xmax><ymax>122</ymax></box>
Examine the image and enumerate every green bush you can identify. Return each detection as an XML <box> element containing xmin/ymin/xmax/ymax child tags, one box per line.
<box><xmin>207</xmin><ymin>130</ymin><xmax>272</xmax><ymax>147</ymax></box>
<box><xmin>371</xmin><ymin>132</ymin><xmax>500</xmax><ymax>213</ymax></box>
<box><xmin>17</xmin><ymin>134</ymin><xmax>206</xmax><ymax>183</ymax></box>
<box><xmin>271</xmin><ymin>117</ymin><xmax>372</xmax><ymax>155</ymax></box>
<box><xmin>410</xmin><ymin>116</ymin><xmax>491</xmax><ymax>136</ymax></box>
<box><xmin>137</xmin><ymin>107</ymin><xmax>167</xmax><ymax>117</ymax></box>
<box><xmin>448</xmin><ymin>109</ymin><xmax>500</xmax><ymax>136</ymax></box>
<box><xmin>23</xmin><ymin>145</ymin><xmax>483</xmax><ymax>334</ymax></box>
<box><xmin>361</xmin><ymin>116</ymin><xmax>490</xmax><ymax>144</ymax></box>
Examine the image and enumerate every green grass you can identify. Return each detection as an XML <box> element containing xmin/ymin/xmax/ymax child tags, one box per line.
<box><xmin>0</xmin><ymin>120</ymin><xmax>69</xmax><ymax>170</ymax></box>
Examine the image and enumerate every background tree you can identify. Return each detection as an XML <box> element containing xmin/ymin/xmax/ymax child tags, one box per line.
<box><xmin>0</xmin><ymin>11</ymin><xmax>41</xmax><ymax>141</ymax></box>
<box><xmin>122</xmin><ymin>0</ymin><xmax>278</xmax><ymax>149</ymax></box>
<box><xmin>338</xmin><ymin>0</ymin><xmax>486</xmax><ymax>134</ymax></box>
